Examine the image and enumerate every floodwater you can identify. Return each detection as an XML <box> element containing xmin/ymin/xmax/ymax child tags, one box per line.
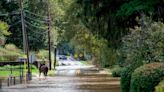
<box><xmin>1</xmin><ymin>62</ymin><xmax>120</xmax><ymax>92</ymax></box>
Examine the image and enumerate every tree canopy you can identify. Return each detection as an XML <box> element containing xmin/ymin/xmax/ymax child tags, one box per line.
<box><xmin>1</xmin><ymin>0</ymin><xmax>164</xmax><ymax>67</ymax></box>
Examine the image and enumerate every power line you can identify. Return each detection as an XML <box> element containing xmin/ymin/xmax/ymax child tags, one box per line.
<box><xmin>24</xmin><ymin>15</ymin><xmax>47</xmax><ymax>24</ymax></box>
<box><xmin>0</xmin><ymin>13</ymin><xmax>8</xmax><ymax>16</ymax></box>
<box><xmin>24</xmin><ymin>20</ymin><xmax>47</xmax><ymax>30</ymax></box>
<box><xmin>24</xmin><ymin>10</ymin><xmax>47</xmax><ymax>19</ymax></box>
<box><xmin>9</xmin><ymin>20</ymin><xmax>21</xmax><ymax>27</ymax></box>
<box><xmin>0</xmin><ymin>10</ymin><xmax>21</xmax><ymax>16</ymax></box>
<box><xmin>25</xmin><ymin>25</ymin><xmax>48</xmax><ymax>35</ymax></box>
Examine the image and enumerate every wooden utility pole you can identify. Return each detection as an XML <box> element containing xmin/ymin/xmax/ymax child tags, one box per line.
<box><xmin>20</xmin><ymin>0</ymin><xmax>26</xmax><ymax>53</ymax></box>
<box><xmin>54</xmin><ymin>45</ymin><xmax>57</xmax><ymax>69</ymax></box>
<box><xmin>20</xmin><ymin>0</ymin><xmax>31</xmax><ymax>80</ymax></box>
<box><xmin>47</xmin><ymin>0</ymin><xmax>52</xmax><ymax>70</ymax></box>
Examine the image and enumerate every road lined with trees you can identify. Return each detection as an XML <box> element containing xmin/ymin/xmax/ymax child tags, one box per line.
<box><xmin>0</xmin><ymin>0</ymin><xmax>164</xmax><ymax>92</ymax></box>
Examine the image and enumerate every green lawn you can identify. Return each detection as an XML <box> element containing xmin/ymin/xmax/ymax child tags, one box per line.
<box><xmin>0</xmin><ymin>71</ymin><xmax>20</xmax><ymax>77</ymax></box>
<box><xmin>80</xmin><ymin>61</ymin><xmax>90</xmax><ymax>65</ymax></box>
<box><xmin>0</xmin><ymin>65</ymin><xmax>38</xmax><ymax>77</ymax></box>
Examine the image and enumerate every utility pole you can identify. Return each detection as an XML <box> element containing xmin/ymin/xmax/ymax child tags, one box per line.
<box><xmin>20</xmin><ymin>0</ymin><xmax>31</xmax><ymax>80</ymax></box>
<box><xmin>54</xmin><ymin>45</ymin><xmax>57</xmax><ymax>69</ymax></box>
<box><xmin>47</xmin><ymin>0</ymin><xmax>52</xmax><ymax>70</ymax></box>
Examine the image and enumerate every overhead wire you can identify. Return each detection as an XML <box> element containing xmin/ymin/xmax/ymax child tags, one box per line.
<box><xmin>24</xmin><ymin>20</ymin><xmax>48</xmax><ymax>30</ymax></box>
<box><xmin>0</xmin><ymin>10</ymin><xmax>21</xmax><ymax>16</ymax></box>
<box><xmin>0</xmin><ymin>8</ymin><xmax>49</xmax><ymax>46</ymax></box>
<box><xmin>0</xmin><ymin>10</ymin><xmax>48</xmax><ymax>29</ymax></box>
<box><xmin>0</xmin><ymin>10</ymin><xmax>48</xmax><ymax>37</ymax></box>
<box><xmin>24</xmin><ymin>15</ymin><xmax>47</xmax><ymax>24</ymax></box>
<box><xmin>0</xmin><ymin>11</ymin><xmax>21</xmax><ymax>27</ymax></box>
<box><xmin>24</xmin><ymin>10</ymin><xmax>47</xmax><ymax>19</ymax></box>
<box><xmin>25</xmin><ymin>24</ymin><xmax>48</xmax><ymax>35</ymax></box>
<box><xmin>0</xmin><ymin>13</ymin><xmax>8</xmax><ymax>16</ymax></box>
<box><xmin>9</xmin><ymin>20</ymin><xmax>21</xmax><ymax>27</ymax></box>
<box><xmin>25</xmin><ymin>27</ymin><xmax>48</xmax><ymax>43</ymax></box>
<box><xmin>23</xmin><ymin>10</ymin><xmax>49</xmax><ymax>36</ymax></box>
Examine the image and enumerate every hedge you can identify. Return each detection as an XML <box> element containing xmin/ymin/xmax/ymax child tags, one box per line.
<box><xmin>130</xmin><ymin>63</ymin><xmax>164</xmax><ymax>92</ymax></box>
<box><xmin>121</xmin><ymin>65</ymin><xmax>136</xmax><ymax>92</ymax></box>
<box><xmin>112</xmin><ymin>65</ymin><xmax>122</xmax><ymax>77</ymax></box>
<box><xmin>120</xmin><ymin>61</ymin><xmax>142</xmax><ymax>92</ymax></box>
<box><xmin>155</xmin><ymin>80</ymin><xmax>164</xmax><ymax>92</ymax></box>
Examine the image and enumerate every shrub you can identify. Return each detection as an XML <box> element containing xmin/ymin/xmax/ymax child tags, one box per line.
<box><xmin>121</xmin><ymin>65</ymin><xmax>137</xmax><ymax>92</ymax></box>
<box><xmin>0</xmin><ymin>45</ymin><xmax>22</xmax><ymax>62</ymax></box>
<box><xmin>112</xmin><ymin>65</ymin><xmax>122</xmax><ymax>77</ymax></box>
<box><xmin>48</xmin><ymin>70</ymin><xmax>55</xmax><ymax>76</ymax></box>
<box><xmin>155</xmin><ymin>80</ymin><xmax>164</xmax><ymax>92</ymax></box>
<box><xmin>120</xmin><ymin>61</ymin><xmax>142</xmax><ymax>92</ymax></box>
<box><xmin>100</xmin><ymin>48</ymin><xmax>117</xmax><ymax>68</ymax></box>
<box><xmin>5</xmin><ymin>44</ymin><xmax>21</xmax><ymax>53</ymax></box>
<box><xmin>36</xmin><ymin>50</ymin><xmax>49</xmax><ymax>60</ymax></box>
<box><xmin>120</xmin><ymin>21</ymin><xmax>164</xmax><ymax>67</ymax></box>
<box><xmin>130</xmin><ymin>63</ymin><xmax>164</xmax><ymax>92</ymax></box>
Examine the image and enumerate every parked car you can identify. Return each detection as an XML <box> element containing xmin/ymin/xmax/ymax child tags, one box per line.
<box><xmin>57</xmin><ymin>55</ymin><xmax>67</xmax><ymax>60</ymax></box>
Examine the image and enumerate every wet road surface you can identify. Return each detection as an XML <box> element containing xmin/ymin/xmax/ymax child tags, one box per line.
<box><xmin>1</xmin><ymin>62</ymin><xmax>120</xmax><ymax>92</ymax></box>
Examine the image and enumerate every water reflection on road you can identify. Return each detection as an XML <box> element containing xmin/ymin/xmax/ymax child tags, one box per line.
<box><xmin>1</xmin><ymin>61</ymin><xmax>120</xmax><ymax>92</ymax></box>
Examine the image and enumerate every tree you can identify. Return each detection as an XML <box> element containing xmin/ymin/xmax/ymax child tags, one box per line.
<box><xmin>23</xmin><ymin>0</ymin><xmax>48</xmax><ymax>51</ymax></box>
<box><xmin>72</xmin><ymin>0</ymin><xmax>164</xmax><ymax>48</ymax></box>
<box><xmin>0</xmin><ymin>0</ymin><xmax>50</xmax><ymax>50</ymax></box>
<box><xmin>0</xmin><ymin>21</ymin><xmax>10</xmax><ymax>38</ymax></box>
<box><xmin>46</xmin><ymin>0</ymin><xmax>118</xmax><ymax>66</ymax></box>
<box><xmin>120</xmin><ymin>18</ymin><xmax>164</xmax><ymax>66</ymax></box>
<box><xmin>0</xmin><ymin>0</ymin><xmax>22</xmax><ymax>47</ymax></box>
<box><xmin>0</xmin><ymin>21</ymin><xmax>10</xmax><ymax>45</ymax></box>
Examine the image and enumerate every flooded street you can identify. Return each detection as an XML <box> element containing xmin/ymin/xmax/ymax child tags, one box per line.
<box><xmin>1</xmin><ymin>62</ymin><xmax>120</xmax><ymax>92</ymax></box>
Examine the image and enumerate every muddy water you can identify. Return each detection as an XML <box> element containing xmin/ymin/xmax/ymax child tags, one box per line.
<box><xmin>1</xmin><ymin>65</ymin><xmax>120</xmax><ymax>92</ymax></box>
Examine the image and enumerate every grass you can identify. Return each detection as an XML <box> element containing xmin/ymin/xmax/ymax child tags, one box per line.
<box><xmin>80</xmin><ymin>61</ymin><xmax>90</xmax><ymax>65</ymax></box>
<box><xmin>48</xmin><ymin>70</ymin><xmax>55</xmax><ymax>76</ymax></box>
<box><xmin>0</xmin><ymin>65</ymin><xmax>38</xmax><ymax>77</ymax></box>
<box><xmin>0</xmin><ymin>71</ymin><xmax>20</xmax><ymax>77</ymax></box>
<box><xmin>155</xmin><ymin>80</ymin><xmax>164</xmax><ymax>92</ymax></box>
